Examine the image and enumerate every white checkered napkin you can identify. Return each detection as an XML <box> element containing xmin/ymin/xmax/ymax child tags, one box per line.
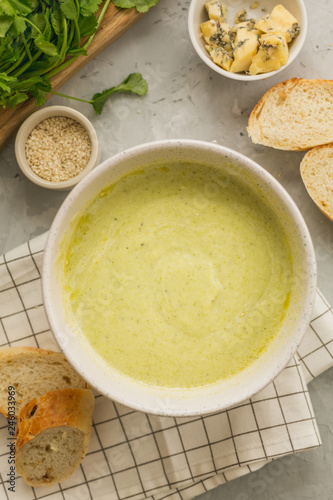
<box><xmin>0</xmin><ymin>234</ymin><xmax>332</xmax><ymax>500</ymax></box>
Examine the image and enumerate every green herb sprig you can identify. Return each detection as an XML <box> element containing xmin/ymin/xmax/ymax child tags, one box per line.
<box><xmin>0</xmin><ymin>0</ymin><xmax>154</xmax><ymax>112</ymax></box>
<box><xmin>113</xmin><ymin>0</ymin><xmax>159</xmax><ymax>12</ymax></box>
<box><xmin>52</xmin><ymin>72</ymin><xmax>148</xmax><ymax>114</ymax></box>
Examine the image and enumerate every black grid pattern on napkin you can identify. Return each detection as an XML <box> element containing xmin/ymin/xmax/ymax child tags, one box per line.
<box><xmin>297</xmin><ymin>290</ymin><xmax>333</xmax><ymax>382</ymax></box>
<box><xmin>0</xmin><ymin>235</ymin><xmax>324</xmax><ymax>500</ymax></box>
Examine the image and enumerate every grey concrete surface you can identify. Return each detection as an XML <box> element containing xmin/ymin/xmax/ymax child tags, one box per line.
<box><xmin>0</xmin><ymin>0</ymin><xmax>333</xmax><ymax>498</ymax></box>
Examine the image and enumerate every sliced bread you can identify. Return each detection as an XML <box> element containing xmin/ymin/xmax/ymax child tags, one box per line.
<box><xmin>247</xmin><ymin>78</ymin><xmax>333</xmax><ymax>151</ymax></box>
<box><xmin>15</xmin><ymin>388</ymin><xmax>94</xmax><ymax>487</ymax></box>
<box><xmin>300</xmin><ymin>143</ymin><xmax>333</xmax><ymax>221</ymax></box>
<box><xmin>0</xmin><ymin>347</ymin><xmax>89</xmax><ymax>417</ymax></box>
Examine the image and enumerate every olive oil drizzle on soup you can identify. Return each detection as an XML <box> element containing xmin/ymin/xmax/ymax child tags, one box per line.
<box><xmin>60</xmin><ymin>163</ymin><xmax>294</xmax><ymax>388</ymax></box>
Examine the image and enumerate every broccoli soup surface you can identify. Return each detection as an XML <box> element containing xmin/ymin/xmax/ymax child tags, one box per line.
<box><xmin>59</xmin><ymin>162</ymin><xmax>294</xmax><ymax>388</ymax></box>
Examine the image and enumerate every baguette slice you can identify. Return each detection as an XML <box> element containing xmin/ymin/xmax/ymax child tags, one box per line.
<box><xmin>247</xmin><ymin>78</ymin><xmax>333</xmax><ymax>151</ymax></box>
<box><xmin>300</xmin><ymin>143</ymin><xmax>333</xmax><ymax>221</ymax></box>
<box><xmin>16</xmin><ymin>388</ymin><xmax>94</xmax><ymax>487</ymax></box>
<box><xmin>0</xmin><ymin>347</ymin><xmax>89</xmax><ymax>417</ymax></box>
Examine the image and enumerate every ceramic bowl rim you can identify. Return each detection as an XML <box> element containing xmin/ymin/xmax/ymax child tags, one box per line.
<box><xmin>42</xmin><ymin>139</ymin><xmax>317</xmax><ymax>416</ymax></box>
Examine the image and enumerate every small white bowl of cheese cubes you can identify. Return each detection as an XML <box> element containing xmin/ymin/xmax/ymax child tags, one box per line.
<box><xmin>188</xmin><ymin>0</ymin><xmax>307</xmax><ymax>80</ymax></box>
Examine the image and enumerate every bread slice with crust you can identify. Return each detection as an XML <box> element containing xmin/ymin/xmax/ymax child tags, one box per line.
<box><xmin>15</xmin><ymin>388</ymin><xmax>94</xmax><ymax>487</ymax></box>
<box><xmin>300</xmin><ymin>143</ymin><xmax>333</xmax><ymax>221</ymax></box>
<box><xmin>0</xmin><ymin>347</ymin><xmax>89</xmax><ymax>417</ymax></box>
<box><xmin>247</xmin><ymin>78</ymin><xmax>333</xmax><ymax>151</ymax></box>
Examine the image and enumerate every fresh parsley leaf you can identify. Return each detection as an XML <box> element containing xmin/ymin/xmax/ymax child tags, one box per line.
<box><xmin>0</xmin><ymin>40</ymin><xmax>20</xmax><ymax>64</ymax></box>
<box><xmin>27</xmin><ymin>13</ymin><xmax>47</xmax><ymax>37</ymax></box>
<box><xmin>24</xmin><ymin>60</ymin><xmax>48</xmax><ymax>74</ymax></box>
<box><xmin>9</xmin><ymin>0</ymin><xmax>32</xmax><ymax>16</ymax></box>
<box><xmin>7</xmin><ymin>91</ymin><xmax>29</xmax><ymax>108</ymax></box>
<box><xmin>0</xmin><ymin>73</ymin><xmax>17</xmax><ymax>93</ymax></box>
<box><xmin>34</xmin><ymin>34</ymin><xmax>59</xmax><ymax>57</ymax></box>
<box><xmin>80</xmin><ymin>0</ymin><xmax>103</xmax><ymax>17</ymax></box>
<box><xmin>29</xmin><ymin>75</ymin><xmax>52</xmax><ymax>105</ymax></box>
<box><xmin>50</xmin><ymin>73</ymin><xmax>148</xmax><ymax>114</ymax></box>
<box><xmin>8</xmin><ymin>16</ymin><xmax>26</xmax><ymax>36</ymax></box>
<box><xmin>112</xmin><ymin>0</ymin><xmax>134</xmax><ymax>9</ymax></box>
<box><xmin>59</xmin><ymin>0</ymin><xmax>77</xmax><ymax>21</ymax></box>
<box><xmin>29</xmin><ymin>0</ymin><xmax>38</xmax><ymax>9</ymax></box>
<box><xmin>78</xmin><ymin>13</ymin><xmax>97</xmax><ymax>37</ymax></box>
<box><xmin>41</xmin><ymin>12</ymin><xmax>53</xmax><ymax>42</ymax></box>
<box><xmin>0</xmin><ymin>2</ymin><xmax>16</xmax><ymax>16</ymax></box>
<box><xmin>67</xmin><ymin>47</ymin><xmax>88</xmax><ymax>56</ymax></box>
<box><xmin>91</xmin><ymin>72</ymin><xmax>148</xmax><ymax>114</ymax></box>
<box><xmin>0</xmin><ymin>15</ymin><xmax>13</xmax><ymax>37</ymax></box>
<box><xmin>50</xmin><ymin>10</ymin><xmax>62</xmax><ymax>36</ymax></box>
<box><xmin>34</xmin><ymin>75</ymin><xmax>52</xmax><ymax>93</ymax></box>
<box><xmin>29</xmin><ymin>86</ymin><xmax>47</xmax><ymax>106</ymax></box>
<box><xmin>112</xmin><ymin>0</ymin><xmax>159</xmax><ymax>13</ymax></box>
<box><xmin>14</xmin><ymin>76</ymin><xmax>46</xmax><ymax>90</ymax></box>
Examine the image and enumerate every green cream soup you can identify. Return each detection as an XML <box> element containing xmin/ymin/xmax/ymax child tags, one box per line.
<box><xmin>60</xmin><ymin>163</ymin><xmax>293</xmax><ymax>388</ymax></box>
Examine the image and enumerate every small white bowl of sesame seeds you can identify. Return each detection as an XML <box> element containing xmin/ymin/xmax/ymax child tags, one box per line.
<box><xmin>15</xmin><ymin>105</ymin><xmax>100</xmax><ymax>190</ymax></box>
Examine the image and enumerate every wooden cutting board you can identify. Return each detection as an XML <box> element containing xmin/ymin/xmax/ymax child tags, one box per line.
<box><xmin>0</xmin><ymin>4</ymin><xmax>144</xmax><ymax>151</ymax></box>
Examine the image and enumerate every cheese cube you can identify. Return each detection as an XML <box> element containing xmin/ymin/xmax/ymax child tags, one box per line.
<box><xmin>235</xmin><ymin>9</ymin><xmax>248</xmax><ymax>24</ymax></box>
<box><xmin>255</xmin><ymin>4</ymin><xmax>300</xmax><ymax>43</ymax></box>
<box><xmin>205</xmin><ymin>1</ymin><xmax>227</xmax><ymax>22</ymax></box>
<box><xmin>249</xmin><ymin>31</ymin><xmax>289</xmax><ymax>75</ymax></box>
<box><xmin>201</xmin><ymin>20</ymin><xmax>231</xmax><ymax>51</ymax></box>
<box><xmin>230</xmin><ymin>26</ymin><xmax>259</xmax><ymax>73</ymax></box>
<box><xmin>201</xmin><ymin>20</ymin><xmax>218</xmax><ymax>43</ymax></box>
<box><xmin>210</xmin><ymin>47</ymin><xmax>233</xmax><ymax>71</ymax></box>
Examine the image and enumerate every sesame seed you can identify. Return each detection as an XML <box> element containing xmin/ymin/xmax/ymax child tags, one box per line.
<box><xmin>25</xmin><ymin>116</ymin><xmax>92</xmax><ymax>182</ymax></box>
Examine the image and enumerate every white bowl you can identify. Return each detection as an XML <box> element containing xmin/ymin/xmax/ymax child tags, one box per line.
<box><xmin>15</xmin><ymin>106</ymin><xmax>100</xmax><ymax>190</ymax></box>
<box><xmin>188</xmin><ymin>0</ymin><xmax>308</xmax><ymax>81</ymax></box>
<box><xmin>43</xmin><ymin>140</ymin><xmax>316</xmax><ymax>416</ymax></box>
